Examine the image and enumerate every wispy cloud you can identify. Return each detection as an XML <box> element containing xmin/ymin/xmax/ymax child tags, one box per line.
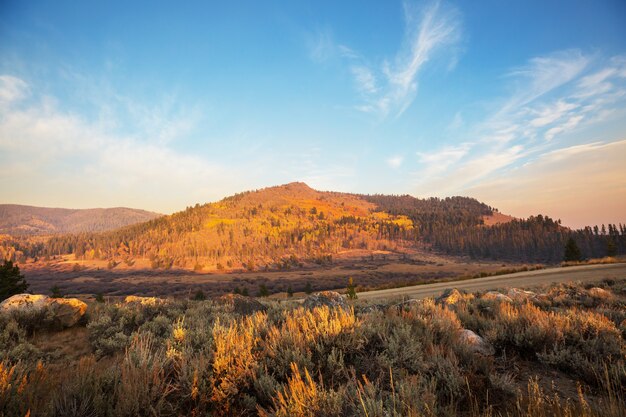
<box><xmin>313</xmin><ymin>1</ymin><xmax>461</xmax><ymax>118</ymax></box>
<box><xmin>466</xmin><ymin>139</ymin><xmax>626</xmax><ymax>228</ymax></box>
<box><xmin>502</xmin><ymin>50</ymin><xmax>589</xmax><ymax>112</ymax></box>
<box><xmin>412</xmin><ymin>51</ymin><xmax>626</xmax><ymax>198</ymax></box>
<box><xmin>351</xmin><ymin>66</ymin><xmax>378</xmax><ymax>95</ymax></box>
<box><xmin>0</xmin><ymin>75</ymin><xmax>233</xmax><ymax>212</ymax></box>
<box><xmin>366</xmin><ymin>1</ymin><xmax>461</xmax><ymax>117</ymax></box>
<box><xmin>387</xmin><ymin>155</ymin><xmax>404</xmax><ymax>168</ymax></box>
<box><xmin>0</xmin><ymin>75</ymin><xmax>29</xmax><ymax>105</ymax></box>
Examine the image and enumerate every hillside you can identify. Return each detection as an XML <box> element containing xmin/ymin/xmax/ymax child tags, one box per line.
<box><xmin>0</xmin><ymin>204</ymin><xmax>162</xmax><ymax>235</ymax></box>
<box><xmin>2</xmin><ymin>183</ymin><xmax>625</xmax><ymax>266</ymax></box>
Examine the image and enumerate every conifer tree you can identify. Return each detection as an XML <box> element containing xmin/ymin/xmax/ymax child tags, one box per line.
<box><xmin>563</xmin><ymin>237</ymin><xmax>582</xmax><ymax>262</ymax></box>
<box><xmin>346</xmin><ymin>277</ymin><xmax>357</xmax><ymax>300</ymax></box>
<box><xmin>0</xmin><ymin>260</ymin><xmax>29</xmax><ymax>301</ymax></box>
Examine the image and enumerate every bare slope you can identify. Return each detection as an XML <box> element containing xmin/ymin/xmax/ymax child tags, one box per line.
<box><xmin>0</xmin><ymin>204</ymin><xmax>162</xmax><ymax>235</ymax></box>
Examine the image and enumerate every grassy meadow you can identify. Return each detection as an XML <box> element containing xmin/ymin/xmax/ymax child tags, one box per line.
<box><xmin>1</xmin><ymin>279</ymin><xmax>625</xmax><ymax>417</ymax></box>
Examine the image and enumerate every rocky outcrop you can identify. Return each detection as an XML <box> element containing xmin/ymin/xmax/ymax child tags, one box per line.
<box><xmin>0</xmin><ymin>294</ymin><xmax>87</xmax><ymax>327</ymax></box>
<box><xmin>215</xmin><ymin>294</ymin><xmax>268</xmax><ymax>315</ymax></box>
<box><xmin>587</xmin><ymin>287</ymin><xmax>612</xmax><ymax>300</ymax></box>
<box><xmin>0</xmin><ymin>294</ymin><xmax>49</xmax><ymax>311</ymax></box>
<box><xmin>124</xmin><ymin>295</ymin><xmax>164</xmax><ymax>306</ymax></box>
<box><xmin>457</xmin><ymin>329</ymin><xmax>494</xmax><ymax>356</ymax></box>
<box><xmin>436</xmin><ymin>289</ymin><xmax>473</xmax><ymax>306</ymax></box>
<box><xmin>303</xmin><ymin>291</ymin><xmax>349</xmax><ymax>310</ymax></box>
<box><xmin>48</xmin><ymin>298</ymin><xmax>87</xmax><ymax>327</ymax></box>
<box><xmin>482</xmin><ymin>291</ymin><xmax>513</xmax><ymax>303</ymax></box>
<box><xmin>507</xmin><ymin>288</ymin><xmax>536</xmax><ymax>301</ymax></box>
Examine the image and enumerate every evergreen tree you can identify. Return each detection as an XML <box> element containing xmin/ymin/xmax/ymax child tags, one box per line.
<box><xmin>606</xmin><ymin>238</ymin><xmax>617</xmax><ymax>257</ymax></box>
<box><xmin>346</xmin><ymin>276</ymin><xmax>357</xmax><ymax>300</ymax></box>
<box><xmin>193</xmin><ymin>289</ymin><xmax>206</xmax><ymax>301</ymax></box>
<box><xmin>257</xmin><ymin>284</ymin><xmax>269</xmax><ymax>297</ymax></box>
<box><xmin>287</xmin><ymin>285</ymin><xmax>294</xmax><ymax>297</ymax></box>
<box><xmin>304</xmin><ymin>282</ymin><xmax>313</xmax><ymax>295</ymax></box>
<box><xmin>563</xmin><ymin>237</ymin><xmax>583</xmax><ymax>262</ymax></box>
<box><xmin>0</xmin><ymin>260</ymin><xmax>29</xmax><ymax>301</ymax></box>
<box><xmin>50</xmin><ymin>285</ymin><xmax>63</xmax><ymax>299</ymax></box>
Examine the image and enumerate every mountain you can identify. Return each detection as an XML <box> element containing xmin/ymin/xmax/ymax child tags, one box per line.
<box><xmin>2</xmin><ymin>183</ymin><xmax>624</xmax><ymax>265</ymax></box>
<box><xmin>0</xmin><ymin>204</ymin><xmax>162</xmax><ymax>235</ymax></box>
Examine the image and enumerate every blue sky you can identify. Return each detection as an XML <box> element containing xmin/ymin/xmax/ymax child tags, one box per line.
<box><xmin>1</xmin><ymin>0</ymin><xmax>625</xmax><ymax>227</ymax></box>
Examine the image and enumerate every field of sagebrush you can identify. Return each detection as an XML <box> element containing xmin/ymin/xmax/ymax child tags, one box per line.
<box><xmin>1</xmin><ymin>279</ymin><xmax>625</xmax><ymax>417</ymax></box>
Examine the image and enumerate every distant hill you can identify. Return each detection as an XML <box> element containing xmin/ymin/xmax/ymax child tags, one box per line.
<box><xmin>0</xmin><ymin>204</ymin><xmax>162</xmax><ymax>235</ymax></box>
<box><xmin>2</xmin><ymin>183</ymin><xmax>624</xmax><ymax>265</ymax></box>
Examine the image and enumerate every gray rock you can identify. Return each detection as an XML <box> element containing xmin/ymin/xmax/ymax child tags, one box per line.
<box><xmin>1</xmin><ymin>294</ymin><xmax>87</xmax><ymax>327</ymax></box>
<box><xmin>457</xmin><ymin>329</ymin><xmax>494</xmax><ymax>356</ymax></box>
<box><xmin>48</xmin><ymin>298</ymin><xmax>87</xmax><ymax>327</ymax></box>
<box><xmin>482</xmin><ymin>291</ymin><xmax>513</xmax><ymax>303</ymax></box>
<box><xmin>303</xmin><ymin>291</ymin><xmax>348</xmax><ymax>310</ymax></box>
<box><xmin>1</xmin><ymin>294</ymin><xmax>49</xmax><ymax>311</ymax></box>
<box><xmin>215</xmin><ymin>294</ymin><xmax>268</xmax><ymax>315</ymax></box>
<box><xmin>436</xmin><ymin>288</ymin><xmax>472</xmax><ymax>306</ymax></box>
<box><xmin>507</xmin><ymin>288</ymin><xmax>536</xmax><ymax>301</ymax></box>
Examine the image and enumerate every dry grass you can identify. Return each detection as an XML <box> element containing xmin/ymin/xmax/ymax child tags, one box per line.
<box><xmin>0</xmin><ymin>279</ymin><xmax>624</xmax><ymax>416</ymax></box>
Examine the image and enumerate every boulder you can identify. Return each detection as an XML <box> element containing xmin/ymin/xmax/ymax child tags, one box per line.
<box><xmin>457</xmin><ymin>329</ymin><xmax>494</xmax><ymax>356</ymax></box>
<box><xmin>482</xmin><ymin>291</ymin><xmax>513</xmax><ymax>303</ymax></box>
<box><xmin>358</xmin><ymin>303</ymin><xmax>387</xmax><ymax>314</ymax></box>
<box><xmin>215</xmin><ymin>294</ymin><xmax>268</xmax><ymax>315</ymax></box>
<box><xmin>436</xmin><ymin>289</ymin><xmax>472</xmax><ymax>306</ymax></box>
<box><xmin>394</xmin><ymin>299</ymin><xmax>424</xmax><ymax>311</ymax></box>
<box><xmin>124</xmin><ymin>295</ymin><xmax>164</xmax><ymax>306</ymax></box>
<box><xmin>303</xmin><ymin>291</ymin><xmax>348</xmax><ymax>310</ymax></box>
<box><xmin>1</xmin><ymin>294</ymin><xmax>49</xmax><ymax>311</ymax></box>
<box><xmin>507</xmin><ymin>288</ymin><xmax>536</xmax><ymax>301</ymax></box>
<box><xmin>587</xmin><ymin>287</ymin><xmax>612</xmax><ymax>300</ymax></box>
<box><xmin>0</xmin><ymin>294</ymin><xmax>87</xmax><ymax>328</ymax></box>
<box><xmin>49</xmin><ymin>298</ymin><xmax>87</xmax><ymax>327</ymax></box>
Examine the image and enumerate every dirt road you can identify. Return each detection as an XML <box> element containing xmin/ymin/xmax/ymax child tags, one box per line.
<box><xmin>357</xmin><ymin>263</ymin><xmax>626</xmax><ymax>301</ymax></box>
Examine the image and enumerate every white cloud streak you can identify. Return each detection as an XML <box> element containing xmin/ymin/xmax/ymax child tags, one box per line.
<box><xmin>412</xmin><ymin>51</ymin><xmax>626</xmax><ymax>201</ymax></box>
<box><xmin>318</xmin><ymin>1</ymin><xmax>461</xmax><ymax>118</ymax></box>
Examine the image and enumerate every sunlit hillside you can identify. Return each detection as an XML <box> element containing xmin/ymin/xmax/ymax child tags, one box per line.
<box><xmin>2</xmin><ymin>183</ymin><xmax>625</xmax><ymax>269</ymax></box>
<box><xmin>0</xmin><ymin>204</ymin><xmax>162</xmax><ymax>235</ymax></box>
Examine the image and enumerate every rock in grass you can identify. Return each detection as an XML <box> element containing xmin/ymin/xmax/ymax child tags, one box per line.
<box><xmin>436</xmin><ymin>288</ymin><xmax>473</xmax><ymax>306</ymax></box>
<box><xmin>124</xmin><ymin>295</ymin><xmax>164</xmax><ymax>306</ymax></box>
<box><xmin>1</xmin><ymin>293</ymin><xmax>87</xmax><ymax>327</ymax></box>
<box><xmin>507</xmin><ymin>288</ymin><xmax>536</xmax><ymax>301</ymax></box>
<box><xmin>215</xmin><ymin>293</ymin><xmax>268</xmax><ymax>315</ymax></box>
<box><xmin>482</xmin><ymin>291</ymin><xmax>513</xmax><ymax>303</ymax></box>
<box><xmin>0</xmin><ymin>294</ymin><xmax>50</xmax><ymax>311</ymax></box>
<box><xmin>303</xmin><ymin>291</ymin><xmax>348</xmax><ymax>310</ymax></box>
<box><xmin>457</xmin><ymin>329</ymin><xmax>495</xmax><ymax>356</ymax></box>
<box><xmin>48</xmin><ymin>298</ymin><xmax>87</xmax><ymax>327</ymax></box>
<box><xmin>587</xmin><ymin>287</ymin><xmax>612</xmax><ymax>300</ymax></box>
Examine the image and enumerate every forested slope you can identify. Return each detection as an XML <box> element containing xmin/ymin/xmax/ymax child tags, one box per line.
<box><xmin>1</xmin><ymin>183</ymin><xmax>624</xmax><ymax>266</ymax></box>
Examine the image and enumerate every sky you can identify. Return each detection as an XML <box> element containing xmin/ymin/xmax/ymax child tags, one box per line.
<box><xmin>1</xmin><ymin>0</ymin><xmax>625</xmax><ymax>228</ymax></box>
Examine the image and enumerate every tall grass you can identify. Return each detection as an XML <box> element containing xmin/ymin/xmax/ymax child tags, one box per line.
<box><xmin>0</xmin><ymin>279</ymin><xmax>624</xmax><ymax>416</ymax></box>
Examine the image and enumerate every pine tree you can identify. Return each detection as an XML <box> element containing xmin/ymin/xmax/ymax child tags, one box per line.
<box><xmin>606</xmin><ymin>238</ymin><xmax>617</xmax><ymax>257</ymax></box>
<box><xmin>257</xmin><ymin>284</ymin><xmax>269</xmax><ymax>297</ymax></box>
<box><xmin>0</xmin><ymin>260</ymin><xmax>29</xmax><ymax>301</ymax></box>
<box><xmin>563</xmin><ymin>237</ymin><xmax>583</xmax><ymax>262</ymax></box>
<box><xmin>304</xmin><ymin>282</ymin><xmax>313</xmax><ymax>295</ymax></box>
<box><xmin>346</xmin><ymin>276</ymin><xmax>357</xmax><ymax>300</ymax></box>
<box><xmin>287</xmin><ymin>285</ymin><xmax>294</xmax><ymax>297</ymax></box>
<box><xmin>193</xmin><ymin>289</ymin><xmax>206</xmax><ymax>301</ymax></box>
<box><xmin>50</xmin><ymin>285</ymin><xmax>63</xmax><ymax>299</ymax></box>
